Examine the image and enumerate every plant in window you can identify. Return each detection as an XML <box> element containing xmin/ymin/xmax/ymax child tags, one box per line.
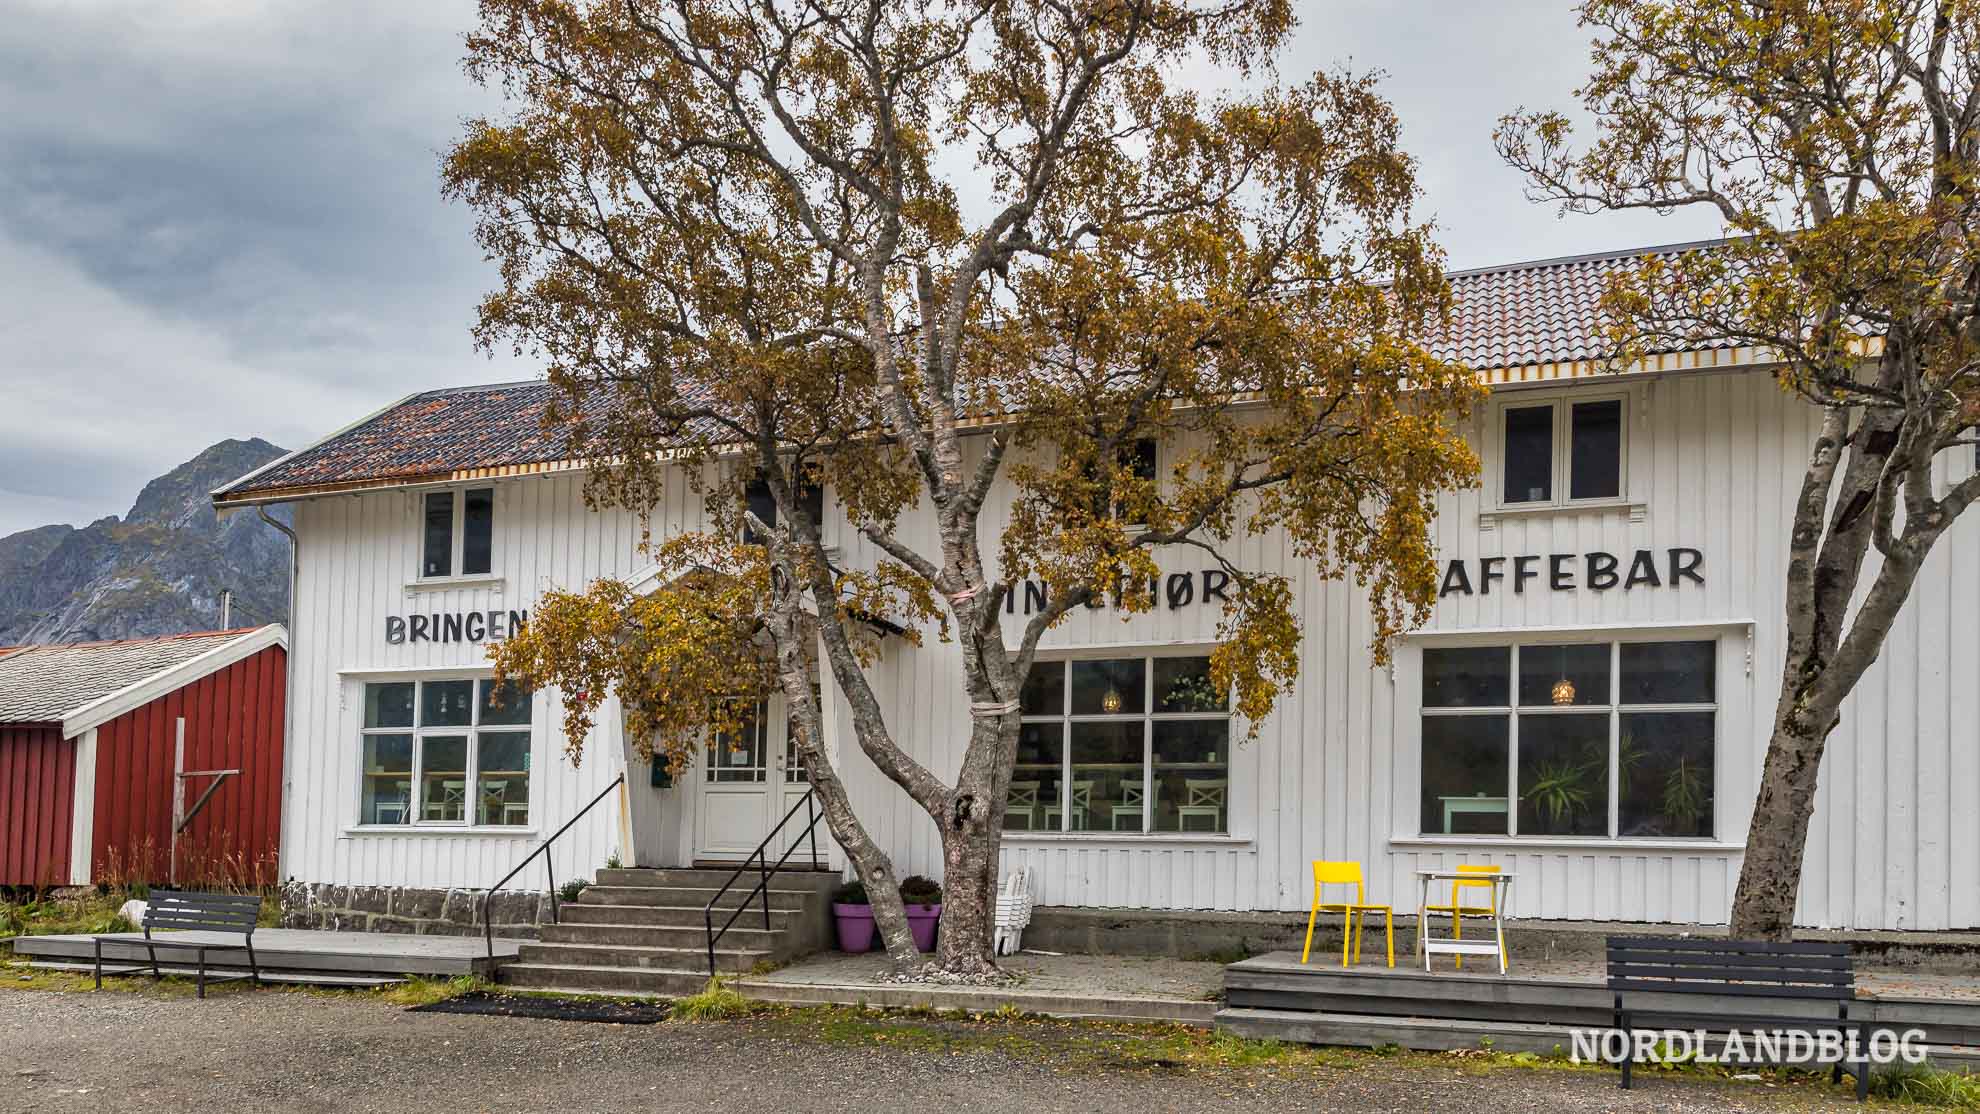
<box><xmin>1161</xmin><ymin>672</ymin><xmax>1225</xmax><ymax>713</ymax></box>
<box><xmin>1661</xmin><ymin>757</ymin><xmax>1707</xmax><ymax>832</ymax></box>
<box><xmin>1525</xmin><ymin>758</ymin><xmax>1596</xmax><ymax>830</ymax></box>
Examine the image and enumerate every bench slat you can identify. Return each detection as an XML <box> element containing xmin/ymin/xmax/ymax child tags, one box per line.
<box><xmin>1607</xmin><ymin>936</ymin><xmax>1850</xmax><ymax>957</ymax></box>
<box><xmin>1607</xmin><ymin>948</ymin><xmax>1852</xmax><ymax>972</ymax></box>
<box><xmin>1608</xmin><ymin>978</ymin><xmax>1854</xmax><ymax>1000</ymax></box>
<box><xmin>142</xmin><ymin>890</ymin><xmax>260</xmax><ymax>935</ymax></box>
<box><xmin>1609</xmin><ymin>962</ymin><xmax>1853</xmax><ymax>985</ymax></box>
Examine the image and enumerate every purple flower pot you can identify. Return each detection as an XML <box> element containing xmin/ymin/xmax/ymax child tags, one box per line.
<box><xmin>905</xmin><ymin>903</ymin><xmax>941</xmax><ymax>952</ymax></box>
<box><xmin>833</xmin><ymin>902</ymin><xmax>876</xmax><ymax>952</ymax></box>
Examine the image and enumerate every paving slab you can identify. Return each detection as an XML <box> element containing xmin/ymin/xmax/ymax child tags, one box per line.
<box><xmin>737</xmin><ymin>951</ymin><xmax>1222</xmax><ymax>1024</ymax></box>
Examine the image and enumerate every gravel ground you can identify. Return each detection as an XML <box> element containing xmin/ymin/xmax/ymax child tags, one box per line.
<box><xmin>753</xmin><ymin>952</ymin><xmax>1226</xmax><ymax>1000</ymax></box>
<box><xmin>0</xmin><ymin>984</ymin><xmax>1876</xmax><ymax>1113</ymax></box>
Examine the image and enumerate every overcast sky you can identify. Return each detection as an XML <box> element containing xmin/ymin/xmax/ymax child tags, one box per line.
<box><xmin>0</xmin><ymin>0</ymin><xmax>1723</xmax><ymax>539</ymax></box>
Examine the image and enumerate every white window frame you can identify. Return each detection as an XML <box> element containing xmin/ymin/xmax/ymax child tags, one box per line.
<box><xmin>1410</xmin><ymin>633</ymin><xmax>1723</xmax><ymax>844</ymax></box>
<box><xmin>1492</xmin><ymin>390</ymin><xmax>1631</xmax><ymax>510</ymax></box>
<box><xmin>354</xmin><ymin>675</ymin><xmax>533</xmax><ymax>831</ymax></box>
<box><xmin>1018</xmin><ymin>651</ymin><xmax>1231</xmax><ymax>835</ymax></box>
<box><xmin>416</xmin><ymin>486</ymin><xmax>498</xmax><ymax>584</ymax></box>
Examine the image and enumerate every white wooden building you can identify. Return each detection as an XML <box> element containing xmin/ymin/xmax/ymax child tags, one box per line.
<box><xmin>215</xmin><ymin>241</ymin><xmax>1980</xmax><ymax>933</ymax></box>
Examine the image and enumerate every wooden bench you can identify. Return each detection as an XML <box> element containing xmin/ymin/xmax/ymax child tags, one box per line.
<box><xmin>92</xmin><ymin>890</ymin><xmax>263</xmax><ymax>998</ymax></box>
<box><xmin>1607</xmin><ymin>936</ymin><xmax>1868</xmax><ymax>1101</ymax></box>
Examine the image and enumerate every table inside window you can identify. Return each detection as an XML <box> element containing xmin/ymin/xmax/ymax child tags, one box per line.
<box><xmin>1437</xmin><ymin>795</ymin><xmax>1509</xmax><ymax>834</ymax></box>
<box><xmin>1414</xmin><ymin>869</ymin><xmax>1514</xmax><ymax>974</ymax></box>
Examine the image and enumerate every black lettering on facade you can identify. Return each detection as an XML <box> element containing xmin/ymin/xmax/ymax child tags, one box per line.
<box><xmin>1549</xmin><ymin>554</ymin><xmax>1575</xmax><ymax>591</ymax></box>
<box><xmin>1202</xmin><ymin>568</ymin><xmax>1231</xmax><ymax>604</ymax></box>
<box><xmin>1024</xmin><ymin>580</ymin><xmax>1048</xmax><ymax>615</ymax></box>
<box><xmin>1479</xmin><ymin>556</ymin><xmax>1506</xmax><ymax>595</ymax></box>
<box><xmin>1165</xmin><ymin>573</ymin><xmax>1194</xmax><ymax>610</ymax></box>
<box><xmin>1439</xmin><ymin>560</ymin><xmax>1474</xmax><ymax>598</ymax></box>
<box><xmin>409</xmin><ymin>615</ymin><xmax>431</xmax><ymax>642</ymax></box>
<box><xmin>1587</xmin><ymin>551</ymin><xmax>1620</xmax><ymax>590</ymax></box>
<box><xmin>441</xmin><ymin>613</ymin><xmax>464</xmax><ymax>642</ymax></box>
<box><xmin>384</xmin><ymin>616</ymin><xmax>406</xmax><ymax>644</ymax></box>
<box><xmin>1624</xmin><ymin>550</ymin><xmax>1662</xmax><ymax>589</ymax></box>
<box><xmin>1513</xmin><ymin>555</ymin><xmax>1539</xmax><ymax>594</ymax></box>
<box><xmin>1668</xmin><ymin>547</ymin><xmax>1704</xmax><ymax>587</ymax></box>
<box><xmin>508</xmin><ymin>610</ymin><xmax>528</xmax><ymax>635</ymax></box>
<box><xmin>464</xmin><ymin>612</ymin><xmax>486</xmax><ymax>641</ymax></box>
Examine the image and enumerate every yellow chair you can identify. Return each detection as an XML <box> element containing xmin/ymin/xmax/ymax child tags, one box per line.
<box><xmin>1422</xmin><ymin>863</ymin><xmax>1503</xmax><ymax>970</ymax></box>
<box><xmin>1300</xmin><ymin>860</ymin><xmax>1394</xmax><ymax>968</ymax></box>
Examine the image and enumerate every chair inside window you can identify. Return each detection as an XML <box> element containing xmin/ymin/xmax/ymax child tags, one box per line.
<box><xmin>1110</xmin><ymin>779</ymin><xmax>1152</xmax><ymax>830</ymax></box>
<box><xmin>1005</xmin><ymin>780</ymin><xmax>1041</xmax><ymax>830</ymax></box>
<box><xmin>1300</xmin><ymin>860</ymin><xmax>1394</xmax><ymax>968</ymax></box>
<box><xmin>1422</xmin><ymin>863</ymin><xmax>1503</xmax><ymax>969</ymax></box>
<box><xmin>1041</xmin><ymin>779</ymin><xmax>1095</xmax><ymax>831</ymax></box>
<box><xmin>374</xmin><ymin>781</ymin><xmax>410</xmax><ymax>825</ymax></box>
<box><xmin>425</xmin><ymin>779</ymin><xmax>467</xmax><ymax>822</ymax></box>
<box><xmin>1176</xmin><ymin>778</ymin><xmax>1226</xmax><ymax>832</ymax></box>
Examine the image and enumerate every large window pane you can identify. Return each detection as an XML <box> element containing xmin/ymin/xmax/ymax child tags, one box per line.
<box><xmin>1071</xmin><ymin>658</ymin><xmax>1144</xmax><ymax>716</ymax></box>
<box><xmin>1569</xmin><ymin>400</ymin><xmax>1622</xmax><ymax>500</ymax></box>
<box><xmin>1518</xmin><ymin>643</ymin><xmax>1610</xmax><ymax>707</ymax></box>
<box><xmin>1070</xmin><ymin>721</ymin><xmax>1143</xmax><ymax>831</ymax></box>
<box><xmin>1153</xmin><ymin>656</ymin><xmax>1223</xmax><ymax>713</ymax></box>
<box><xmin>422</xmin><ymin>492</ymin><xmax>454</xmax><ymax>577</ymax></box>
<box><xmin>421</xmin><ymin>680</ymin><xmax>475</xmax><ymax>727</ymax></box>
<box><xmin>477</xmin><ymin>679</ymin><xmax>532</xmax><ymax>726</ymax></box>
<box><xmin>1516</xmin><ymin>714</ymin><xmax>1609</xmax><ymax>836</ymax></box>
<box><xmin>1152</xmin><ymin>720</ymin><xmax>1228</xmax><ymax>833</ymax></box>
<box><xmin>462</xmin><ymin>488</ymin><xmax>494</xmax><ymax>575</ymax></box>
<box><xmin>1008</xmin><ymin>723</ymin><xmax>1062</xmax><ymax>832</ymax></box>
<box><xmin>1020</xmin><ymin>662</ymin><xmax>1064</xmax><ymax>716</ymax></box>
<box><xmin>364</xmin><ymin>682</ymin><xmax>414</xmax><ymax>729</ymax></box>
<box><xmin>419</xmin><ymin>735</ymin><xmax>469</xmax><ymax>822</ymax></box>
<box><xmin>1620</xmin><ymin>641</ymin><xmax>1715</xmax><ymax>704</ymax></box>
<box><xmin>1503</xmin><ymin>404</ymin><xmax>1554</xmax><ymax>503</ymax></box>
<box><xmin>476</xmin><ymin>731</ymin><xmax>531</xmax><ymax>826</ymax></box>
<box><xmin>1619</xmin><ymin>712</ymin><xmax>1715</xmax><ymax>837</ymax></box>
<box><xmin>1420</xmin><ymin>716</ymin><xmax>1509</xmax><ymax>835</ymax></box>
<box><xmin>1423</xmin><ymin>646</ymin><xmax>1510</xmax><ymax>708</ymax></box>
<box><xmin>360</xmin><ymin>735</ymin><xmax>413</xmax><ymax>824</ymax></box>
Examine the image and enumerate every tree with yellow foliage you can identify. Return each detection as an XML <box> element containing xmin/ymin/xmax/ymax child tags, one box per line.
<box><xmin>1499</xmin><ymin>0</ymin><xmax>1980</xmax><ymax>938</ymax></box>
<box><xmin>447</xmin><ymin>0</ymin><xmax>1479</xmax><ymax>973</ymax></box>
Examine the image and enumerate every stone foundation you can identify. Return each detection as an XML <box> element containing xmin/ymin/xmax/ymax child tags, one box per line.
<box><xmin>280</xmin><ymin>881</ymin><xmax>549</xmax><ymax>939</ymax></box>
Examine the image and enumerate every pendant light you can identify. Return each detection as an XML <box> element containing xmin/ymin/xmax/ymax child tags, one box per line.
<box><xmin>1551</xmin><ymin>644</ymin><xmax>1576</xmax><ymax>705</ymax></box>
<box><xmin>1102</xmin><ymin>686</ymin><xmax>1123</xmax><ymax>714</ymax></box>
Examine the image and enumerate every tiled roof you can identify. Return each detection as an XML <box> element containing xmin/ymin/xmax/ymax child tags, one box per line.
<box><xmin>0</xmin><ymin>629</ymin><xmax>263</xmax><ymax>724</ymax></box>
<box><xmin>217</xmin><ymin>238</ymin><xmax>1742</xmax><ymax>503</ymax></box>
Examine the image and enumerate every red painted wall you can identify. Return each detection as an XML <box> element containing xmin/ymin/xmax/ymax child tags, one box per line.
<box><xmin>91</xmin><ymin>644</ymin><xmax>286</xmax><ymax>886</ymax></box>
<box><xmin>0</xmin><ymin>724</ymin><xmax>74</xmax><ymax>886</ymax></box>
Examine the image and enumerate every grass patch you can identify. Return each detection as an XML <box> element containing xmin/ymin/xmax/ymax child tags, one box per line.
<box><xmin>1869</xmin><ymin>1063</ymin><xmax>1980</xmax><ymax>1107</ymax></box>
<box><xmin>671</xmin><ymin>977</ymin><xmax>756</xmax><ymax>1021</ymax></box>
<box><xmin>373</xmin><ymin>974</ymin><xmax>493</xmax><ymax>1007</ymax></box>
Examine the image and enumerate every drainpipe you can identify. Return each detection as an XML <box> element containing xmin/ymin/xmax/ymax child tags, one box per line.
<box><xmin>257</xmin><ymin>504</ymin><xmax>299</xmax><ymax>888</ymax></box>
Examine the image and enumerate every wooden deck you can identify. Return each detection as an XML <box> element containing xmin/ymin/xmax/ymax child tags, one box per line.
<box><xmin>13</xmin><ymin>928</ymin><xmax>519</xmax><ymax>978</ymax></box>
<box><xmin>1219</xmin><ymin>951</ymin><xmax>1980</xmax><ymax>1068</ymax></box>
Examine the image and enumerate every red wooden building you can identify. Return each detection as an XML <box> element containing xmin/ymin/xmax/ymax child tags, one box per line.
<box><xmin>0</xmin><ymin>626</ymin><xmax>287</xmax><ymax>888</ymax></box>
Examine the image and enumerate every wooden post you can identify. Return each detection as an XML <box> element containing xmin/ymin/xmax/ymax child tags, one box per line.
<box><xmin>170</xmin><ymin>718</ymin><xmax>185</xmax><ymax>885</ymax></box>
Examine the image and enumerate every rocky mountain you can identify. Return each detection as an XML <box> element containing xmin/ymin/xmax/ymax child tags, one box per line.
<box><xmin>0</xmin><ymin>439</ymin><xmax>293</xmax><ymax>645</ymax></box>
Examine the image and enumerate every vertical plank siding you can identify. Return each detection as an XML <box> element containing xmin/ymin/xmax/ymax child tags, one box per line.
<box><xmin>0</xmin><ymin>724</ymin><xmax>74</xmax><ymax>886</ymax></box>
<box><xmin>283</xmin><ymin>370</ymin><xmax>1980</xmax><ymax>929</ymax></box>
<box><xmin>89</xmin><ymin>644</ymin><xmax>287</xmax><ymax>885</ymax></box>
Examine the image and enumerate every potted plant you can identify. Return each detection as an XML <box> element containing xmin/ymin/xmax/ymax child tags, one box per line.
<box><xmin>831</xmin><ymin>880</ymin><xmax>876</xmax><ymax>952</ymax></box>
<box><xmin>899</xmin><ymin>874</ymin><xmax>943</xmax><ymax>952</ymax></box>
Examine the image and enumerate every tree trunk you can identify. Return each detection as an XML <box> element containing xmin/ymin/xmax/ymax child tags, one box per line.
<box><xmin>1728</xmin><ymin>677</ymin><xmax>1840</xmax><ymax>939</ymax></box>
<box><xmin>932</xmin><ymin>775</ymin><xmax>1005</xmax><ymax>974</ymax></box>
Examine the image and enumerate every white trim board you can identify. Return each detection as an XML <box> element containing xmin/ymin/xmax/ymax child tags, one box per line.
<box><xmin>61</xmin><ymin>624</ymin><xmax>289</xmax><ymax>739</ymax></box>
<box><xmin>68</xmin><ymin>728</ymin><xmax>97</xmax><ymax>885</ymax></box>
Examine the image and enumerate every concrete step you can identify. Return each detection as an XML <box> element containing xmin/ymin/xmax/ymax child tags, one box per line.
<box><xmin>597</xmin><ymin>867</ymin><xmax>839</xmax><ymax>893</ymax></box>
<box><xmin>517</xmin><ymin>941</ymin><xmax>770</xmax><ymax>974</ymax></box>
<box><xmin>576</xmin><ymin>884</ymin><xmax>817</xmax><ymax>909</ymax></box>
<box><xmin>557</xmin><ymin>902</ymin><xmax>806</xmax><ymax>928</ymax></box>
<box><xmin>500</xmin><ymin>962</ymin><xmax>714</xmax><ymax>996</ymax></box>
<box><xmin>538</xmin><ymin>922</ymin><xmax>784</xmax><ymax>951</ymax></box>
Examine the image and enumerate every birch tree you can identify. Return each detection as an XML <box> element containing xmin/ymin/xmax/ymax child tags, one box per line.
<box><xmin>1498</xmin><ymin>0</ymin><xmax>1980</xmax><ymax>938</ymax></box>
<box><xmin>449</xmin><ymin>0</ymin><xmax>1480</xmax><ymax>974</ymax></box>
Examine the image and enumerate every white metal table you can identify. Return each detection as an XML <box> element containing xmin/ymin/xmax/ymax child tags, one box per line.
<box><xmin>1415</xmin><ymin>869</ymin><xmax>1514</xmax><ymax>974</ymax></box>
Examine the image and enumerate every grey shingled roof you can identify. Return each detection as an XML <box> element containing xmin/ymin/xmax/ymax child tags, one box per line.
<box><xmin>215</xmin><ymin>238</ymin><xmax>1739</xmax><ymax>503</ymax></box>
<box><xmin>0</xmin><ymin>629</ymin><xmax>260</xmax><ymax>724</ymax></box>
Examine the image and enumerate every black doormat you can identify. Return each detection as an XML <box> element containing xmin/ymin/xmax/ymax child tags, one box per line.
<box><xmin>409</xmin><ymin>990</ymin><xmax>669</xmax><ymax>1025</ymax></box>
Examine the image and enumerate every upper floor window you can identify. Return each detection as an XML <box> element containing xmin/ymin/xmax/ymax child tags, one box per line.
<box><xmin>742</xmin><ymin>477</ymin><xmax>825</xmax><ymax>545</ymax></box>
<box><xmin>422</xmin><ymin>488</ymin><xmax>495</xmax><ymax>578</ymax></box>
<box><xmin>1086</xmin><ymin>438</ymin><xmax>1158</xmax><ymax>521</ymax></box>
<box><xmin>1500</xmin><ymin>396</ymin><xmax>1624</xmax><ymax>506</ymax></box>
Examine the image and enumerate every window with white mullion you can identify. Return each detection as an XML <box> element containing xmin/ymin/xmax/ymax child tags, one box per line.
<box><xmin>1420</xmin><ymin>637</ymin><xmax>1716</xmax><ymax>840</ymax></box>
<box><xmin>419</xmin><ymin>487</ymin><xmax>496</xmax><ymax>579</ymax></box>
<box><xmin>358</xmin><ymin>678</ymin><xmax>532</xmax><ymax>828</ymax></box>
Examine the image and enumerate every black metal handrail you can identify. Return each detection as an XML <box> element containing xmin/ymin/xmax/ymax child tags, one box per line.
<box><xmin>481</xmin><ymin>773</ymin><xmax>626</xmax><ymax>963</ymax></box>
<box><xmin>704</xmin><ymin>787</ymin><xmax>826</xmax><ymax>975</ymax></box>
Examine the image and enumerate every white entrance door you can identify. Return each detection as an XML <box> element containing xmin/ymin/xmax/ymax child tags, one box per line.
<box><xmin>695</xmin><ymin>696</ymin><xmax>834</xmax><ymax>865</ymax></box>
